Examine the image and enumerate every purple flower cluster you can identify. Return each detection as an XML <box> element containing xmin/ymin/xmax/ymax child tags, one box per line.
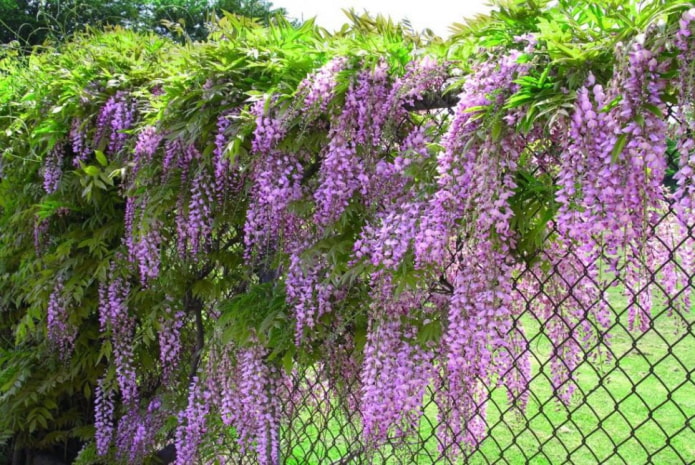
<box><xmin>46</xmin><ymin>277</ymin><xmax>76</xmax><ymax>359</ymax></box>
<box><xmin>208</xmin><ymin>348</ymin><xmax>236</xmax><ymax>427</ymax></box>
<box><xmin>313</xmin><ymin>64</ymin><xmax>396</xmax><ymax>225</ymax></box>
<box><xmin>70</xmin><ymin>118</ymin><xmax>91</xmax><ymax>167</ymax></box>
<box><xmin>162</xmin><ymin>138</ymin><xmax>183</xmax><ymax>175</ymax></box>
<box><xmin>244</xmin><ymin>99</ymin><xmax>304</xmax><ymax>257</ymax></box>
<box><xmin>398</xmin><ymin>51</ymin><xmax>532</xmax><ymax>454</ymax></box>
<box><xmin>234</xmin><ymin>345</ymin><xmax>281</xmax><ymax>465</ymax></box>
<box><xmin>159</xmin><ymin>301</ymin><xmax>185</xmax><ymax>382</ymax></box>
<box><xmin>414</xmin><ymin>51</ymin><xmax>528</xmax><ymax>266</ymax></box>
<box><xmin>244</xmin><ymin>149</ymin><xmax>303</xmax><ymax>256</ymax></box>
<box><xmin>185</xmin><ymin>168</ymin><xmax>214</xmax><ymax>259</ymax></box>
<box><xmin>353</xmin><ymin>126</ymin><xmax>430</xmax><ymax>269</ymax></box>
<box><xmin>285</xmin><ymin>250</ymin><xmax>334</xmax><ymax>343</ymax></box>
<box><xmin>132</xmin><ymin>126</ymin><xmax>162</xmax><ymax>177</ymax></box>
<box><xmin>114</xmin><ymin>400</ymin><xmax>162</xmax><ymax>463</ymax></box>
<box><xmin>213</xmin><ymin>112</ymin><xmax>233</xmax><ymax>198</ymax></box>
<box><xmin>170</xmin><ymin>144</ymin><xmax>212</xmax><ymax>259</ymax></box>
<box><xmin>389</xmin><ymin>56</ymin><xmax>447</xmax><ymax>108</ymax></box>
<box><xmin>174</xmin><ymin>377</ymin><xmax>210</xmax><ymax>465</ymax></box>
<box><xmin>42</xmin><ymin>144</ymin><xmax>65</xmax><ymax>194</ymax></box>
<box><xmin>96</xmin><ymin>92</ymin><xmax>136</xmax><ymax>155</ymax></box>
<box><xmin>360</xmin><ymin>278</ymin><xmax>433</xmax><ymax>443</ymax></box>
<box><xmin>251</xmin><ymin>100</ymin><xmax>286</xmax><ymax>155</ymax></box>
<box><xmin>133</xmin><ymin>227</ymin><xmax>162</xmax><ymax>285</ymax></box>
<box><xmin>556</xmin><ymin>43</ymin><xmax>671</xmax><ymax>333</ymax></box>
<box><xmin>559</xmin><ymin>44</ymin><xmax>668</xmax><ymax>252</ymax></box>
<box><xmin>125</xmin><ymin>196</ymin><xmax>162</xmax><ymax>285</ymax></box>
<box><xmin>98</xmin><ymin>265</ymin><xmax>137</xmax><ymax>405</ymax></box>
<box><xmin>439</xmin><ymin>248</ymin><xmax>516</xmax><ymax>450</ymax></box>
<box><xmin>299</xmin><ymin>56</ymin><xmax>348</xmax><ymax>113</ymax></box>
<box><xmin>673</xmin><ymin>9</ymin><xmax>695</xmax><ymax>226</ymax></box>
<box><xmin>199</xmin><ymin>345</ymin><xmax>286</xmax><ymax>465</ymax></box>
<box><xmin>95</xmin><ymin>378</ymin><xmax>115</xmax><ymax>456</ymax></box>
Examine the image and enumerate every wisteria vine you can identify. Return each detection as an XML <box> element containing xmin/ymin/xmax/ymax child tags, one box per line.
<box><xmin>18</xmin><ymin>7</ymin><xmax>695</xmax><ymax>465</ymax></box>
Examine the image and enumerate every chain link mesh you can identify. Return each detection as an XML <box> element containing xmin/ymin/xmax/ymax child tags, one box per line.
<box><xmin>227</xmin><ymin>103</ymin><xmax>695</xmax><ymax>464</ymax></box>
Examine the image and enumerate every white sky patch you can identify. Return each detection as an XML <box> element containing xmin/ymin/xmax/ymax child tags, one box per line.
<box><xmin>279</xmin><ymin>0</ymin><xmax>493</xmax><ymax>38</ymax></box>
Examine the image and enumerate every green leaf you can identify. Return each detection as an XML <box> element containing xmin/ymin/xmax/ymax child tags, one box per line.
<box><xmin>491</xmin><ymin>117</ymin><xmax>503</xmax><ymax>142</ymax></box>
<box><xmin>643</xmin><ymin>103</ymin><xmax>664</xmax><ymax>119</ymax></box>
<box><xmin>83</xmin><ymin>165</ymin><xmax>100</xmax><ymax>176</ymax></box>
<box><xmin>94</xmin><ymin>150</ymin><xmax>108</xmax><ymax>167</ymax></box>
<box><xmin>611</xmin><ymin>133</ymin><xmax>628</xmax><ymax>163</ymax></box>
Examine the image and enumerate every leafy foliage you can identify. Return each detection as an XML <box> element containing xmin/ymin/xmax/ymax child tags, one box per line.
<box><xmin>0</xmin><ymin>0</ymin><xmax>287</xmax><ymax>45</ymax></box>
<box><xmin>0</xmin><ymin>1</ymin><xmax>694</xmax><ymax>464</ymax></box>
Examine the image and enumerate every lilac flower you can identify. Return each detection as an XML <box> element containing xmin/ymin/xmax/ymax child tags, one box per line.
<box><xmin>98</xmin><ymin>264</ymin><xmax>137</xmax><ymax>405</ymax></box>
<box><xmin>42</xmin><ymin>144</ymin><xmax>65</xmax><ymax>194</ymax></box>
<box><xmin>70</xmin><ymin>118</ymin><xmax>91</xmax><ymax>167</ymax></box>
<box><xmin>360</xmin><ymin>278</ymin><xmax>433</xmax><ymax>443</ymax></box>
<box><xmin>95</xmin><ymin>378</ymin><xmax>115</xmax><ymax>456</ymax></box>
<box><xmin>159</xmin><ymin>300</ymin><xmax>185</xmax><ymax>382</ymax></box>
<box><xmin>174</xmin><ymin>377</ymin><xmax>210</xmax><ymax>465</ymax></box>
<box><xmin>132</xmin><ymin>126</ymin><xmax>162</xmax><ymax>176</ymax></box>
<box><xmin>299</xmin><ymin>56</ymin><xmax>349</xmax><ymax>113</ymax></box>
<box><xmin>46</xmin><ymin>277</ymin><xmax>76</xmax><ymax>359</ymax></box>
<box><xmin>213</xmin><ymin>112</ymin><xmax>233</xmax><ymax>198</ymax></box>
<box><xmin>96</xmin><ymin>92</ymin><xmax>136</xmax><ymax>155</ymax></box>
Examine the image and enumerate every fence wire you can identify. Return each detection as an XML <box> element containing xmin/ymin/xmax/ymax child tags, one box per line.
<box><xmin>230</xmin><ymin>104</ymin><xmax>694</xmax><ymax>465</ymax></box>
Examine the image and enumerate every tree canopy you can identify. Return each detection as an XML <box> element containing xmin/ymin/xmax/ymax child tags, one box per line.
<box><xmin>0</xmin><ymin>0</ymin><xmax>286</xmax><ymax>44</ymax></box>
<box><xmin>0</xmin><ymin>1</ymin><xmax>694</xmax><ymax>464</ymax></box>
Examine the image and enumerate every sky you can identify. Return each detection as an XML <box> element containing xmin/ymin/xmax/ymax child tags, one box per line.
<box><xmin>279</xmin><ymin>0</ymin><xmax>493</xmax><ymax>38</ymax></box>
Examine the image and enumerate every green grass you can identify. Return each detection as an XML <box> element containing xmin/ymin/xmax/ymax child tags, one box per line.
<box><xmin>282</xmin><ymin>289</ymin><xmax>695</xmax><ymax>464</ymax></box>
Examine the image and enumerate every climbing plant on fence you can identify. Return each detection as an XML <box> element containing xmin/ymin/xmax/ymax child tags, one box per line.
<box><xmin>0</xmin><ymin>1</ymin><xmax>694</xmax><ymax>464</ymax></box>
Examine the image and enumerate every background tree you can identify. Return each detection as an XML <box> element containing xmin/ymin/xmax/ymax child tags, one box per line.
<box><xmin>0</xmin><ymin>0</ymin><xmax>286</xmax><ymax>45</ymax></box>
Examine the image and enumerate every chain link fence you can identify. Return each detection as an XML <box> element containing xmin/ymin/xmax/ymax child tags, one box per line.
<box><xmin>220</xmin><ymin>104</ymin><xmax>695</xmax><ymax>464</ymax></box>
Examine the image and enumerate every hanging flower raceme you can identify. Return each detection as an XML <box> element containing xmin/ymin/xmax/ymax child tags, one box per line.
<box><xmin>115</xmin><ymin>399</ymin><xmax>163</xmax><ymax>463</ymax></box>
<box><xmin>125</xmin><ymin>195</ymin><xmax>162</xmax><ymax>285</ymax></box>
<box><xmin>557</xmin><ymin>41</ymin><xmax>671</xmax><ymax>332</ymax></box>
<box><xmin>95</xmin><ymin>378</ymin><xmax>115</xmax><ymax>456</ymax></box>
<box><xmin>415</xmin><ymin>49</ymin><xmax>530</xmax><ymax>266</ymax></box>
<box><xmin>360</xmin><ymin>277</ymin><xmax>434</xmax><ymax>443</ymax></box>
<box><xmin>169</xmin><ymin>143</ymin><xmax>213</xmax><ymax>260</ymax></box>
<box><xmin>312</xmin><ymin>63</ymin><xmax>390</xmax><ymax>226</ymax></box>
<box><xmin>46</xmin><ymin>277</ymin><xmax>76</xmax><ymax>359</ymax></box>
<box><xmin>298</xmin><ymin>56</ymin><xmax>349</xmax><ymax>114</ymax></box>
<box><xmin>42</xmin><ymin>144</ymin><xmax>65</xmax><ymax>194</ymax></box>
<box><xmin>70</xmin><ymin>118</ymin><xmax>91</xmax><ymax>167</ymax></box>
<box><xmin>354</xmin><ymin>125</ymin><xmax>430</xmax><ymax>269</ymax></box>
<box><xmin>159</xmin><ymin>299</ymin><xmax>185</xmax><ymax>382</ymax></box>
<box><xmin>96</xmin><ymin>91</ymin><xmax>136</xmax><ymax>155</ymax></box>
<box><xmin>98</xmin><ymin>263</ymin><xmax>138</xmax><ymax>406</ymax></box>
<box><xmin>132</xmin><ymin>126</ymin><xmax>162</xmax><ymax>178</ymax></box>
<box><xmin>186</xmin><ymin>167</ymin><xmax>214</xmax><ymax>259</ymax></box>
<box><xmin>233</xmin><ymin>344</ymin><xmax>282</xmax><ymax>465</ymax></box>
<box><xmin>213</xmin><ymin>112</ymin><xmax>238</xmax><ymax>199</ymax></box>
<box><xmin>673</xmin><ymin>8</ymin><xmax>695</xmax><ymax>227</ymax></box>
<box><xmin>244</xmin><ymin>100</ymin><xmax>303</xmax><ymax>257</ymax></box>
<box><xmin>174</xmin><ymin>377</ymin><xmax>210</xmax><ymax>465</ymax></box>
<box><xmin>352</xmin><ymin>57</ymin><xmax>449</xmax><ymax>269</ymax></box>
<box><xmin>407</xmin><ymin>48</ymin><xmax>532</xmax><ymax>455</ymax></box>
